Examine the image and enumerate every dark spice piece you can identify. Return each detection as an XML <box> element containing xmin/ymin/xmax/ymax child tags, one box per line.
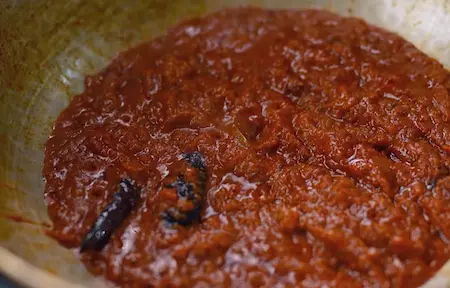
<box><xmin>182</xmin><ymin>151</ymin><xmax>207</xmax><ymax>171</ymax></box>
<box><xmin>80</xmin><ymin>178</ymin><xmax>140</xmax><ymax>252</ymax></box>
<box><xmin>161</xmin><ymin>152</ymin><xmax>207</xmax><ymax>225</ymax></box>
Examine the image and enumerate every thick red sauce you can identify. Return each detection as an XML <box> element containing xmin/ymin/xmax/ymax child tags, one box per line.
<box><xmin>43</xmin><ymin>8</ymin><xmax>450</xmax><ymax>287</ymax></box>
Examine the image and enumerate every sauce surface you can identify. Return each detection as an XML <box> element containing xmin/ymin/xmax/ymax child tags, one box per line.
<box><xmin>43</xmin><ymin>8</ymin><xmax>450</xmax><ymax>287</ymax></box>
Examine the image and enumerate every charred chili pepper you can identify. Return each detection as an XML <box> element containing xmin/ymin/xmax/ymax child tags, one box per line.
<box><xmin>80</xmin><ymin>178</ymin><xmax>139</xmax><ymax>252</ymax></box>
<box><xmin>160</xmin><ymin>151</ymin><xmax>207</xmax><ymax>226</ymax></box>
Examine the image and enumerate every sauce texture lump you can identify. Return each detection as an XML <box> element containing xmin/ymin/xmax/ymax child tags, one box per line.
<box><xmin>43</xmin><ymin>8</ymin><xmax>450</xmax><ymax>288</ymax></box>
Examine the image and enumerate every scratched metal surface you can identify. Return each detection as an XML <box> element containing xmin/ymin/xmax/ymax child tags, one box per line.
<box><xmin>0</xmin><ymin>0</ymin><xmax>449</xmax><ymax>287</ymax></box>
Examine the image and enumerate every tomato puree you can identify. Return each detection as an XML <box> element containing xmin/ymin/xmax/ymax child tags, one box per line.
<box><xmin>43</xmin><ymin>8</ymin><xmax>450</xmax><ymax>287</ymax></box>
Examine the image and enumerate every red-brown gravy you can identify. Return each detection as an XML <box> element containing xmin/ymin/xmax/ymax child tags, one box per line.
<box><xmin>43</xmin><ymin>8</ymin><xmax>450</xmax><ymax>287</ymax></box>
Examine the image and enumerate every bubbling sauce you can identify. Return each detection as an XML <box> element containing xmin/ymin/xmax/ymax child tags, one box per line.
<box><xmin>44</xmin><ymin>7</ymin><xmax>450</xmax><ymax>287</ymax></box>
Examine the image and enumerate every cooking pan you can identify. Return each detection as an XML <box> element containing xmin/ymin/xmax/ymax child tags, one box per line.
<box><xmin>1</xmin><ymin>0</ymin><xmax>450</xmax><ymax>287</ymax></box>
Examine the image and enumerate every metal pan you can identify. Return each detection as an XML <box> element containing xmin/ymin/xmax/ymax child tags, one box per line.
<box><xmin>0</xmin><ymin>0</ymin><xmax>449</xmax><ymax>287</ymax></box>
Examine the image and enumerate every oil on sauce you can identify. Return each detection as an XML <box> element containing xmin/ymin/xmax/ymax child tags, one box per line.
<box><xmin>43</xmin><ymin>7</ymin><xmax>450</xmax><ymax>287</ymax></box>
